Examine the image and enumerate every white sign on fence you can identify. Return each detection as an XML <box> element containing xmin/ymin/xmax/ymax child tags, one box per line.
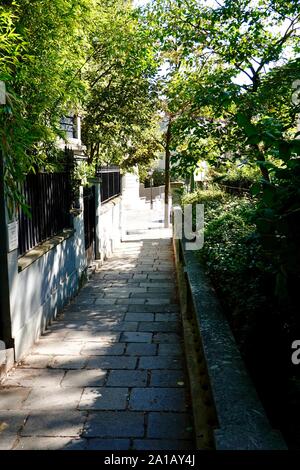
<box><xmin>7</xmin><ymin>221</ymin><xmax>19</xmax><ymax>252</ymax></box>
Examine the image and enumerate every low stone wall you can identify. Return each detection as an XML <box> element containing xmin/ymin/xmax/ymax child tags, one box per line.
<box><xmin>4</xmin><ymin>186</ymin><xmax>88</xmax><ymax>364</ymax></box>
<box><xmin>173</xmin><ymin>235</ymin><xmax>287</xmax><ymax>450</ymax></box>
<box><xmin>139</xmin><ymin>184</ymin><xmax>164</xmax><ymax>201</ymax></box>
<box><xmin>10</xmin><ymin>231</ymin><xmax>81</xmax><ymax>361</ymax></box>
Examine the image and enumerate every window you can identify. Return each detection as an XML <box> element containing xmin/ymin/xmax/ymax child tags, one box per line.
<box><xmin>60</xmin><ymin>115</ymin><xmax>77</xmax><ymax>139</ymax></box>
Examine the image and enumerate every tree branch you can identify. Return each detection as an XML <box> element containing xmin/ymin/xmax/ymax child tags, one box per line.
<box><xmin>90</xmin><ymin>63</ymin><xmax>116</xmax><ymax>89</ymax></box>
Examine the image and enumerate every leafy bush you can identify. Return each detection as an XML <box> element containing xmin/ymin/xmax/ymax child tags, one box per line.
<box><xmin>199</xmin><ymin>195</ymin><xmax>258</xmax><ymax>310</ymax></box>
<box><xmin>213</xmin><ymin>164</ymin><xmax>261</xmax><ymax>191</ymax></box>
<box><xmin>251</xmin><ymin>142</ymin><xmax>300</xmax><ymax>335</ymax></box>
<box><xmin>200</xmin><ymin>202</ymin><xmax>263</xmax><ymax>327</ymax></box>
<box><xmin>143</xmin><ymin>169</ymin><xmax>165</xmax><ymax>187</ymax></box>
<box><xmin>181</xmin><ymin>187</ymin><xmax>271</xmax><ymax>350</ymax></box>
<box><xmin>182</xmin><ymin>187</ymin><xmax>227</xmax><ymax>207</ymax></box>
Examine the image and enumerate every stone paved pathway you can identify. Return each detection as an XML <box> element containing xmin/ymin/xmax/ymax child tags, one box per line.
<box><xmin>0</xmin><ymin>238</ymin><xmax>194</xmax><ymax>450</ymax></box>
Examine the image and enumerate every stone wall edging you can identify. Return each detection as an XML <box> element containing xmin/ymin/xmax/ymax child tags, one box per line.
<box><xmin>173</xmin><ymin>235</ymin><xmax>287</xmax><ymax>450</ymax></box>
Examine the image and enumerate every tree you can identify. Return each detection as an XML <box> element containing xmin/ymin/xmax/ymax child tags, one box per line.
<box><xmin>143</xmin><ymin>0</ymin><xmax>209</xmax><ymax>223</ymax></box>
<box><xmin>81</xmin><ymin>0</ymin><xmax>160</xmax><ymax>169</ymax></box>
<box><xmin>144</xmin><ymin>0</ymin><xmax>300</xmax><ymax>181</ymax></box>
<box><xmin>0</xmin><ymin>0</ymin><xmax>162</xmax><ymax>207</ymax></box>
<box><xmin>0</xmin><ymin>0</ymin><xmax>98</xmax><ymax>206</ymax></box>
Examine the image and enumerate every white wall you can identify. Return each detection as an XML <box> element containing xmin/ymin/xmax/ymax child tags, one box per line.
<box><xmin>121</xmin><ymin>172</ymin><xmax>140</xmax><ymax>208</ymax></box>
<box><xmin>8</xmin><ymin>189</ymin><xmax>86</xmax><ymax>361</ymax></box>
<box><xmin>95</xmin><ymin>195</ymin><xmax>122</xmax><ymax>263</ymax></box>
<box><xmin>10</xmin><ymin>236</ymin><xmax>81</xmax><ymax>360</ymax></box>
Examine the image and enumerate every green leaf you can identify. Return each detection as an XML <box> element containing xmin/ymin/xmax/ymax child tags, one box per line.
<box><xmin>250</xmin><ymin>182</ymin><xmax>261</xmax><ymax>196</ymax></box>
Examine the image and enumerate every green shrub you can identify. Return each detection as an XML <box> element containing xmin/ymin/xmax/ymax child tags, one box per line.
<box><xmin>181</xmin><ymin>187</ymin><xmax>227</xmax><ymax>206</ymax></box>
<box><xmin>183</xmin><ymin>188</ymin><xmax>265</xmax><ymax>351</ymax></box>
<box><xmin>213</xmin><ymin>164</ymin><xmax>261</xmax><ymax>190</ymax></box>
<box><xmin>144</xmin><ymin>169</ymin><xmax>165</xmax><ymax>187</ymax></box>
<box><xmin>200</xmin><ymin>197</ymin><xmax>256</xmax><ymax>280</ymax></box>
<box><xmin>181</xmin><ymin>187</ymin><xmax>255</xmax><ymax>226</ymax></box>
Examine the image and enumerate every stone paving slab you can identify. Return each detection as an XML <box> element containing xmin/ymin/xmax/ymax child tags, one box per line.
<box><xmin>0</xmin><ymin>411</ymin><xmax>27</xmax><ymax>442</ymax></box>
<box><xmin>104</xmin><ymin>292</ymin><xmax>130</xmax><ymax>298</ymax></box>
<box><xmin>30</xmin><ymin>341</ymin><xmax>84</xmax><ymax>356</ymax></box>
<box><xmin>0</xmin><ymin>237</ymin><xmax>194</xmax><ymax>450</ymax></box>
<box><xmin>81</xmin><ymin>343</ymin><xmax>125</xmax><ymax>356</ymax></box>
<box><xmin>14</xmin><ymin>437</ymin><xmax>81</xmax><ymax>450</ymax></box>
<box><xmin>139</xmin><ymin>356</ymin><xmax>183</xmax><ymax>370</ymax></box>
<box><xmin>150</xmin><ymin>370</ymin><xmax>185</xmax><ymax>387</ymax></box>
<box><xmin>147</xmin><ymin>412</ymin><xmax>193</xmax><ymax>439</ymax></box>
<box><xmin>64</xmin><ymin>331</ymin><xmax>120</xmax><ymax>342</ymax></box>
<box><xmin>79</xmin><ymin>387</ymin><xmax>129</xmax><ymax>410</ymax></box>
<box><xmin>87</xmin><ymin>439</ymin><xmax>131</xmax><ymax>450</ymax></box>
<box><xmin>107</xmin><ymin>370</ymin><xmax>147</xmax><ymax>387</ymax></box>
<box><xmin>131</xmin><ymin>292</ymin><xmax>175</xmax><ymax>299</ymax></box>
<box><xmin>128</xmin><ymin>305</ymin><xmax>179</xmax><ymax>313</ymax></box>
<box><xmin>145</xmin><ymin>298</ymin><xmax>173</xmax><ymax>305</ymax></box>
<box><xmin>50</xmin><ymin>355</ymin><xmax>88</xmax><ymax>370</ymax></box>
<box><xmin>20</xmin><ymin>411</ymin><xmax>87</xmax><ymax>437</ymax></box>
<box><xmin>22</xmin><ymin>388</ymin><xmax>82</xmax><ymax>410</ymax></box>
<box><xmin>124</xmin><ymin>312</ymin><xmax>154</xmax><ymax>322</ymax></box>
<box><xmin>140</xmin><ymin>282</ymin><xmax>174</xmax><ymax>288</ymax></box>
<box><xmin>125</xmin><ymin>343</ymin><xmax>157</xmax><ymax>356</ymax></box>
<box><xmin>21</xmin><ymin>355</ymin><xmax>54</xmax><ymax>369</ymax></box>
<box><xmin>0</xmin><ymin>388</ymin><xmax>31</xmax><ymax>410</ymax></box>
<box><xmin>4</xmin><ymin>369</ymin><xmax>65</xmax><ymax>388</ymax></box>
<box><xmin>155</xmin><ymin>313</ymin><xmax>179</xmax><ymax>322</ymax></box>
<box><xmin>138</xmin><ymin>321</ymin><xmax>179</xmax><ymax>332</ymax></box>
<box><xmin>86</xmin><ymin>356</ymin><xmax>137</xmax><ymax>370</ymax></box>
<box><xmin>83</xmin><ymin>411</ymin><xmax>145</xmax><ymax>438</ymax></box>
<box><xmin>158</xmin><ymin>344</ymin><xmax>183</xmax><ymax>355</ymax></box>
<box><xmin>0</xmin><ymin>435</ymin><xmax>18</xmax><ymax>450</ymax></box>
<box><xmin>132</xmin><ymin>439</ymin><xmax>194</xmax><ymax>450</ymax></box>
<box><xmin>120</xmin><ymin>332</ymin><xmax>153</xmax><ymax>343</ymax></box>
<box><xmin>147</xmin><ymin>287</ymin><xmax>176</xmax><ymax>293</ymax></box>
<box><xmin>117</xmin><ymin>298</ymin><xmax>146</xmax><ymax>305</ymax></box>
<box><xmin>129</xmin><ymin>388</ymin><xmax>186</xmax><ymax>411</ymax></box>
<box><xmin>61</xmin><ymin>369</ymin><xmax>107</xmax><ymax>388</ymax></box>
<box><xmin>106</xmin><ymin>322</ymin><xmax>139</xmax><ymax>332</ymax></box>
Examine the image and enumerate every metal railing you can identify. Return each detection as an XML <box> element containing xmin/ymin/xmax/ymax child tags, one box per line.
<box><xmin>83</xmin><ymin>185</ymin><xmax>96</xmax><ymax>251</ymax></box>
<box><xmin>18</xmin><ymin>173</ymin><xmax>72</xmax><ymax>256</ymax></box>
<box><xmin>96</xmin><ymin>165</ymin><xmax>121</xmax><ymax>203</ymax></box>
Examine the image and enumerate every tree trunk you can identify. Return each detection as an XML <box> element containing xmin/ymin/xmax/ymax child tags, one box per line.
<box><xmin>190</xmin><ymin>171</ymin><xmax>195</xmax><ymax>193</ymax></box>
<box><xmin>259</xmin><ymin>163</ymin><xmax>270</xmax><ymax>182</ymax></box>
<box><xmin>254</xmin><ymin>144</ymin><xmax>270</xmax><ymax>182</ymax></box>
<box><xmin>164</xmin><ymin>119</ymin><xmax>172</xmax><ymax>228</ymax></box>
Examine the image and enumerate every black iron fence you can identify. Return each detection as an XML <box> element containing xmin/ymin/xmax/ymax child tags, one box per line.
<box><xmin>96</xmin><ymin>165</ymin><xmax>121</xmax><ymax>203</ymax></box>
<box><xmin>83</xmin><ymin>185</ymin><xmax>96</xmax><ymax>252</ymax></box>
<box><xmin>18</xmin><ymin>173</ymin><xmax>72</xmax><ymax>256</ymax></box>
